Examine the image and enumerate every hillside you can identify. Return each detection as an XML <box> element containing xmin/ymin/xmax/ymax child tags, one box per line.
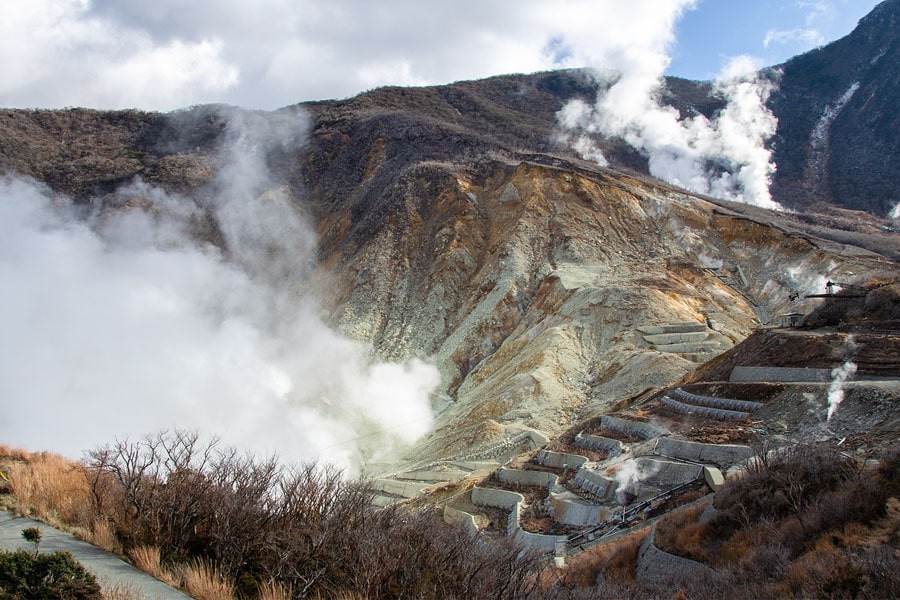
<box><xmin>1</xmin><ymin>100</ymin><xmax>897</xmax><ymax>465</ymax></box>
<box><xmin>1</xmin><ymin>3</ymin><xmax>899</xmax><ymax>597</ymax></box>
<box><xmin>768</xmin><ymin>0</ymin><xmax>900</xmax><ymax>215</ymax></box>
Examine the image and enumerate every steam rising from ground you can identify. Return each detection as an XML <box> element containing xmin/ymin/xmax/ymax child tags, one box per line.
<box><xmin>557</xmin><ymin>16</ymin><xmax>781</xmax><ymax>209</ymax></box>
<box><xmin>826</xmin><ymin>361</ymin><xmax>857</xmax><ymax>421</ymax></box>
<box><xmin>827</xmin><ymin>335</ymin><xmax>858</xmax><ymax>421</ymax></box>
<box><xmin>613</xmin><ymin>458</ymin><xmax>660</xmax><ymax>504</ymax></box>
<box><xmin>0</xmin><ymin>109</ymin><xmax>438</xmax><ymax>471</ymax></box>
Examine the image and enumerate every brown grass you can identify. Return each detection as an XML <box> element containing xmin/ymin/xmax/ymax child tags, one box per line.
<box><xmin>865</xmin><ymin>496</ymin><xmax>900</xmax><ymax>546</ymax></box>
<box><xmin>654</xmin><ymin>503</ymin><xmax>709</xmax><ymax>563</ymax></box>
<box><xmin>128</xmin><ymin>545</ymin><xmax>163</xmax><ymax>579</ymax></box>
<box><xmin>0</xmin><ymin>445</ymin><xmax>30</xmax><ymax>461</ymax></box>
<box><xmin>93</xmin><ymin>518</ymin><xmax>121</xmax><ymax>554</ymax></box>
<box><xmin>258</xmin><ymin>579</ymin><xmax>292</xmax><ymax>600</ymax></box>
<box><xmin>548</xmin><ymin>528</ymin><xmax>649</xmax><ymax>588</ymax></box>
<box><xmin>182</xmin><ymin>559</ymin><xmax>235</xmax><ymax>600</ymax></box>
<box><xmin>97</xmin><ymin>576</ymin><xmax>145</xmax><ymax>600</ymax></box>
<box><xmin>1</xmin><ymin>450</ymin><xmax>91</xmax><ymax>526</ymax></box>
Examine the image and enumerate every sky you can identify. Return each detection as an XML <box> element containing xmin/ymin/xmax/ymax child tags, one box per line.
<box><xmin>0</xmin><ymin>0</ymin><xmax>882</xmax><ymax>111</ymax></box>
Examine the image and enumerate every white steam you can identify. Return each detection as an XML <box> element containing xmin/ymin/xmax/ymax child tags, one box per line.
<box><xmin>558</xmin><ymin>40</ymin><xmax>781</xmax><ymax>209</ymax></box>
<box><xmin>0</xmin><ymin>109</ymin><xmax>438</xmax><ymax>471</ymax></box>
<box><xmin>826</xmin><ymin>335</ymin><xmax>858</xmax><ymax>421</ymax></box>
<box><xmin>786</xmin><ymin>260</ymin><xmax>842</xmax><ymax>297</ymax></box>
<box><xmin>612</xmin><ymin>458</ymin><xmax>660</xmax><ymax>504</ymax></box>
<box><xmin>826</xmin><ymin>362</ymin><xmax>857</xmax><ymax>421</ymax></box>
<box><xmin>889</xmin><ymin>202</ymin><xmax>900</xmax><ymax>220</ymax></box>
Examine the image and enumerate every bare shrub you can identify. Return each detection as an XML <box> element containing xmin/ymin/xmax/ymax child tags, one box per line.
<box><xmin>856</xmin><ymin>546</ymin><xmax>900</xmax><ymax>599</ymax></box>
<box><xmin>340</xmin><ymin>506</ymin><xmax>546</xmax><ymax>600</ymax></box>
<box><xmin>786</xmin><ymin>549</ymin><xmax>864</xmax><ymax>599</ymax></box>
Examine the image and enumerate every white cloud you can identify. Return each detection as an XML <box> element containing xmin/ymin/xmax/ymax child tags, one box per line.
<box><xmin>798</xmin><ymin>0</ymin><xmax>837</xmax><ymax>26</ymax></box>
<box><xmin>0</xmin><ymin>0</ymin><xmax>238</xmax><ymax>109</ymax></box>
<box><xmin>763</xmin><ymin>1</ymin><xmax>838</xmax><ymax>51</ymax></box>
<box><xmin>764</xmin><ymin>27</ymin><xmax>827</xmax><ymax>49</ymax></box>
<box><xmin>1</xmin><ymin>0</ymin><xmax>706</xmax><ymax>110</ymax></box>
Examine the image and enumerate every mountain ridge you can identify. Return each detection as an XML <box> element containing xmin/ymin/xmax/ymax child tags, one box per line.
<box><xmin>0</xmin><ymin>1</ymin><xmax>897</xmax><ymax>467</ymax></box>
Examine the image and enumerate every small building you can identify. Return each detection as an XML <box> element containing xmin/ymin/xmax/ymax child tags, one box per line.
<box><xmin>778</xmin><ymin>312</ymin><xmax>804</xmax><ymax>328</ymax></box>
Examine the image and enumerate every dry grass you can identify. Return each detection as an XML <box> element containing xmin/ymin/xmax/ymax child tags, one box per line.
<box><xmin>93</xmin><ymin>518</ymin><xmax>122</xmax><ymax>554</ymax></box>
<box><xmin>182</xmin><ymin>559</ymin><xmax>235</xmax><ymax>600</ymax></box>
<box><xmin>654</xmin><ymin>503</ymin><xmax>710</xmax><ymax>563</ymax></box>
<box><xmin>547</xmin><ymin>528</ymin><xmax>649</xmax><ymax>588</ymax></box>
<box><xmin>1</xmin><ymin>449</ymin><xmax>91</xmax><ymax>526</ymax></box>
<box><xmin>258</xmin><ymin>579</ymin><xmax>292</xmax><ymax>600</ymax></box>
<box><xmin>0</xmin><ymin>445</ymin><xmax>30</xmax><ymax>461</ymax></box>
<box><xmin>97</xmin><ymin>576</ymin><xmax>146</xmax><ymax>600</ymax></box>
<box><xmin>128</xmin><ymin>545</ymin><xmax>162</xmax><ymax>579</ymax></box>
<box><xmin>865</xmin><ymin>496</ymin><xmax>900</xmax><ymax>546</ymax></box>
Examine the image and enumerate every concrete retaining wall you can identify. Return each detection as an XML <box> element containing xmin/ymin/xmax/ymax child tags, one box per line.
<box><xmin>549</xmin><ymin>492</ymin><xmax>606</xmax><ymax>526</ymax></box>
<box><xmin>674</xmin><ymin>388</ymin><xmax>763</xmax><ymax>412</ymax></box>
<box><xmin>472</xmin><ymin>487</ymin><xmax>522</xmax><ymax>537</ymax></box>
<box><xmin>730</xmin><ymin>366</ymin><xmax>833</xmax><ymax>383</ymax></box>
<box><xmin>601</xmin><ymin>415</ymin><xmax>666</xmax><ymax>439</ymax></box>
<box><xmin>654</xmin><ymin>437</ymin><xmax>754</xmax><ymax>465</ymax></box>
<box><xmin>575</xmin><ymin>433</ymin><xmax>623</xmax><ymax>456</ymax></box>
<box><xmin>498</xmin><ymin>468</ymin><xmax>558</xmax><ymax>488</ymax></box>
<box><xmin>703</xmin><ymin>466</ymin><xmax>725</xmax><ymax>492</ymax></box>
<box><xmin>636</xmin><ymin>526</ymin><xmax>717</xmax><ymax>586</ymax></box>
<box><xmin>644</xmin><ymin>332</ymin><xmax>708</xmax><ymax>345</ymax></box>
<box><xmin>635</xmin><ymin>458</ymin><xmax>703</xmax><ymax>488</ymax></box>
<box><xmin>443</xmin><ymin>506</ymin><xmax>479</xmax><ymax>535</ymax></box>
<box><xmin>573</xmin><ymin>469</ymin><xmax>618</xmax><ymax>501</ymax></box>
<box><xmin>655</xmin><ymin>341</ymin><xmax>722</xmax><ymax>353</ymax></box>
<box><xmin>396</xmin><ymin>469</ymin><xmax>467</xmax><ymax>482</ymax></box>
<box><xmin>370</xmin><ymin>479</ymin><xmax>431</xmax><ymax>498</ymax></box>
<box><xmin>660</xmin><ymin>396</ymin><xmax>750</xmax><ymax>420</ymax></box>
<box><xmin>447</xmin><ymin>461</ymin><xmax>501</xmax><ymax>472</ymax></box>
<box><xmin>638</xmin><ymin>322</ymin><xmax>707</xmax><ymax>335</ymax></box>
<box><xmin>514</xmin><ymin>528</ymin><xmax>567</xmax><ymax>554</ymax></box>
<box><xmin>471</xmin><ymin>486</ymin><xmax>524</xmax><ymax>509</ymax></box>
<box><xmin>371</xmin><ymin>495</ymin><xmax>399</xmax><ymax>508</ymax></box>
<box><xmin>534</xmin><ymin>449</ymin><xmax>589</xmax><ymax>470</ymax></box>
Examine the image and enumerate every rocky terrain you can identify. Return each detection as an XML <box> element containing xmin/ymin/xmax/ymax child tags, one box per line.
<box><xmin>0</xmin><ymin>0</ymin><xmax>897</xmax><ymax>491</ymax></box>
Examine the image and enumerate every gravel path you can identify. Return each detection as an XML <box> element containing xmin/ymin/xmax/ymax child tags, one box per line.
<box><xmin>0</xmin><ymin>511</ymin><xmax>191</xmax><ymax>599</ymax></box>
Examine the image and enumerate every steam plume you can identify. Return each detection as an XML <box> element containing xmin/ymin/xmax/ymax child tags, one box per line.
<box><xmin>0</xmin><ymin>108</ymin><xmax>438</xmax><ymax>471</ymax></box>
<box><xmin>826</xmin><ymin>335</ymin><xmax>857</xmax><ymax>421</ymax></box>
<box><xmin>558</xmin><ymin>46</ymin><xmax>781</xmax><ymax>209</ymax></box>
<box><xmin>612</xmin><ymin>458</ymin><xmax>660</xmax><ymax>504</ymax></box>
<box><xmin>826</xmin><ymin>362</ymin><xmax>857</xmax><ymax>421</ymax></box>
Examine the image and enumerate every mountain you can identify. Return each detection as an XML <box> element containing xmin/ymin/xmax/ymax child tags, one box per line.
<box><xmin>768</xmin><ymin>0</ymin><xmax>900</xmax><ymax>216</ymax></box>
<box><xmin>1</xmin><ymin>3</ymin><xmax>899</xmax><ymax>595</ymax></box>
<box><xmin>0</xmin><ymin>2</ymin><xmax>898</xmax><ymax>467</ymax></box>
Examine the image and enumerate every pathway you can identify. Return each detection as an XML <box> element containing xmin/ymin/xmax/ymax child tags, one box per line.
<box><xmin>0</xmin><ymin>511</ymin><xmax>190</xmax><ymax>599</ymax></box>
